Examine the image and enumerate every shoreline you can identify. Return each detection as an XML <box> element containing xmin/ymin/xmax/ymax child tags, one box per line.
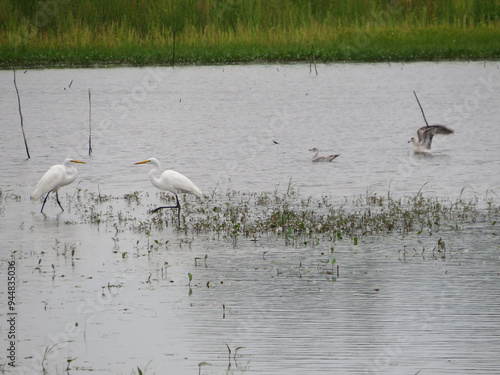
<box><xmin>3</xmin><ymin>57</ymin><xmax>499</xmax><ymax>71</ymax></box>
<box><xmin>3</xmin><ymin>47</ymin><xmax>499</xmax><ymax>70</ymax></box>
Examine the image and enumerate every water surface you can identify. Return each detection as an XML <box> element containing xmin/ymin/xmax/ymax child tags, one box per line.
<box><xmin>0</xmin><ymin>62</ymin><xmax>499</xmax><ymax>374</ymax></box>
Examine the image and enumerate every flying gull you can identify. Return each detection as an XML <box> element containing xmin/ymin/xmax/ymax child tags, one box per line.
<box><xmin>409</xmin><ymin>125</ymin><xmax>454</xmax><ymax>154</ymax></box>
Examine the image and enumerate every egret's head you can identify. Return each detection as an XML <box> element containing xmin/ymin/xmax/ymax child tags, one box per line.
<box><xmin>135</xmin><ymin>158</ymin><xmax>160</xmax><ymax>169</ymax></box>
<box><xmin>309</xmin><ymin>148</ymin><xmax>318</xmax><ymax>152</ymax></box>
<box><xmin>408</xmin><ymin>137</ymin><xmax>417</xmax><ymax>144</ymax></box>
<box><xmin>63</xmin><ymin>158</ymin><xmax>86</xmax><ymax>166</ymax></box>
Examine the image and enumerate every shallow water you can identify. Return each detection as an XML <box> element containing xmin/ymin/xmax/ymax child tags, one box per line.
<box><xmin>1</xmin><ymin>62</ymin><xmax>499</xmax><ymax>198</ymax></box>
<box><xmin>1</xmin><ymin>62</ymin><xmax>500</xmax><ymax>374</ymax></box>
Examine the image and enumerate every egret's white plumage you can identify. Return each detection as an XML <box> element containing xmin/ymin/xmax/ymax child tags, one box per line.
<box><xmin>409</xmin><ymin>125</ymin><xmax>454</xmax><ymax>154</ymax></box>
<box><xmin>309</xmin><ymin>148</ymin><xmax>340</xmax><ymax>162</ymax></box>
<box><xmin>135</xmin><ymin>158</ymin><xmax>202</xmax><ymax>223</ymax></box>
<box><xmin>31</xmin><ymin>158</ymin><xmax>86</xmax><ymax>213</ymax></box>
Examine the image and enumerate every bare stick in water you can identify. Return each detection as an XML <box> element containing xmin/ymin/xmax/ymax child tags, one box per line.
<box><xmin>88</xmin><ymin>88</ymin><xmax>92</xmax><ymax>155</ymax></box>
<box><xmin>310</xmin><ymin>43</ymin><xmax>318</xmax><ymax>76</ymax></box>
<box><xmin>13</xmin><ymin>69</ymin><xmax>30</xmax><ymax>159</ymax></box>
<box><xmin>172</xmin><ymin>28</ymin><xmax>176</xmax><ymax>68</ymax></box>
<box><xmin>413</xmin><ymin>90</ymin><xmax>429</xmax><ymax>126</ymax></box>
<box><xmin>309</xmin><ymin>46</ymin><xmax>312</xmax><ymax>73</ymax></box>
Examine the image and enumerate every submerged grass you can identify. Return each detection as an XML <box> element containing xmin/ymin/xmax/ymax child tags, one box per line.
<box><xmin>1</xmin><ymin>0</ymin><xmax>499</xmax><ymax>67</ymax></box>
<box><xmin>64</xmin><ymin>187</ymin><xmax>500</xmax><ymax>250</ymax></box>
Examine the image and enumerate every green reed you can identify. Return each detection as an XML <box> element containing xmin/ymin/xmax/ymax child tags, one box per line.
<box><xmin>1</xmin><ymin>0</ymin><xmax>498</xmax><ymax>66</ymax></box>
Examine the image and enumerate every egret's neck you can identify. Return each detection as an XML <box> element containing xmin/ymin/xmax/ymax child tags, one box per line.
<box><xmin>149</xmin><ymin>168</ymin><xmax>162</xmax><ymax>190</ymax></box>
<box><xmin>66</xmin><ymin>166</ymin><xmax>77</xmax><ymax>177</ymax></box>
<box><xmin>312</xmin><ymin>150</ymin><xmax>318</xmax><ymax>159</ymax></box>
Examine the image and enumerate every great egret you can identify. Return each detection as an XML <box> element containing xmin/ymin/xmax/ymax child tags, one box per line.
<box><xmin>409</xmin><ymin>125</ymin><xmax>454</xmax><ymax>154</ymax></box>
<box><xmin>135</xmin><ymin>158</ymin><xmax>202</xmax><ymax>224</ymax></box>
<box><xmin>309</xmin><ymin>148</ymin><xmax>340</xmax><ymax>162</ymax></box>
<box><xmin>31</xmin><ymin>158</ymin><xmax>86</xmax><ymax>213</ymax></box>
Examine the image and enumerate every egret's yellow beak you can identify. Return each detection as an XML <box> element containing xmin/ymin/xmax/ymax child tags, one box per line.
<box><xmin>70</xmin><ymin>160</ymin><xmax>86</xmax><ymax>164</ymax></box>
<box><xmin>135</xmin><ymin>160</ymin><xmax>150</xmax><ymax>165</ymax></box>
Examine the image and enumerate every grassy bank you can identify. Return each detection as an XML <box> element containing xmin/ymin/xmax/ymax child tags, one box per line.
<box><xmin>1</xmin><ymin>0</ymin><xmax>499</xmax><ymax>67</ymax></box>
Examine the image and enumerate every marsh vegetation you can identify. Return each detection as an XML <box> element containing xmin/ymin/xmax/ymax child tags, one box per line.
<box><xmin>2</xmin><ymin>0</ymin><xmax>499</xmax><ymax>67</ymax></box>
<box><xmin>61</xmin><ymin>186</ymin><xmax>500</xmax><ymax>250</ymax></box>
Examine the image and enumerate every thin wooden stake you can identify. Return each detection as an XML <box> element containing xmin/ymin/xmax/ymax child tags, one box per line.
<box><xmin>312</xmin><ymin>43</ymin><xmax>318</xmax><ymax>76</ymax></box>
<box><xmin>413</xmin><ymin>90</ymin><xmax>429</xmax><ymax>126</ymax></box>
<box><xmin>310</xmin><ymin>43</ymin><xmax>318</xmax><ymax>76</ymax></box>
<box><xmin>88</xmin><ymin>88</ymin><xmax>92</xmax><ymax>155</ymax></box>
<box><xmin>13</xmin><ymin>69</ymin><xmax>30</xmax><ymax>159</ymax></box>
<box><xmin>309</xmin><ymin>48</ymin><xmax>312</xmax><ymax>73</ymax></box>
<box><xmin>171</xmin><ymin>28</ymin><xmax>176</xmax><ymax>68</ymax></box>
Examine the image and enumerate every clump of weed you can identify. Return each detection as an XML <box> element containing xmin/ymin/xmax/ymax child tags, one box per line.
<box><xmin>178</xmin><ymin>188</ymin><xmax>499</xmax><ymax>246</ymax></box>
<box><xmin>56</xmin><ymin>187</ymin><xmax>500</xmax><ymax>248</ymax></box>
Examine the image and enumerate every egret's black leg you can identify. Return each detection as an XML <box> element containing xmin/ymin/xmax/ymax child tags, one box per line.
<box><xmin>150</xmin><ymin>203</ymin><xmax>178</xmax><ymax>214</ymax></box>
<box><xmin>175</xmin><ymin>195</ymin><xmax>181</xmax><ymax>224</ymax></box>
<box><xmin>151</xmin><ymin>195</ymin><xmax>181</xmax><ymax>224</ymax></box>
<box><xmin>41</xmin><ymin>191</ymin><xmax>51</xmax><ymax>213</ymax></box>
<box><xmin>55</xmin><ymin>191</ymin><xmax>64</xmax><ymax>212</ymax></box>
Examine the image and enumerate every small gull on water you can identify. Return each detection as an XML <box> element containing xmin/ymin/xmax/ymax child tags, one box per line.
<box><xmin>309</xmin><ymin>148</ymin><xmax>340</xmax><ymax>162</ymax></box>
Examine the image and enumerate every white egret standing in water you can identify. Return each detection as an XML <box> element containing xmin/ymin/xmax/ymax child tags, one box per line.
<box><xmin>31</xmin><ymin>158</ymin><xmax>86</xmax><ymax>213</ymax></box>
<box><xmin>135</xmin><ymin>158</ymin><xmax>202</xmax><ymax>224</ymax></box>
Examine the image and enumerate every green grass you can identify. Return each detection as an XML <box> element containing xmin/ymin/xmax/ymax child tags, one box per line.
<box><xmin>64</xmin><ymin>187</ymin><xmax>500</xmax><ymax>249</ymax></box>
<box><xmin>1</xmin><ymin>0</ymin><xmax>499</xmax><ymax>67</ymax></box>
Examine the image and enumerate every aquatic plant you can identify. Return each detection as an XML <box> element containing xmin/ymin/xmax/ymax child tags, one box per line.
<box><xmin>188</xmin><ymin>272</ymin><xmax>193</xmax><ymax>295</ymax></box>
<box><xmin>224</xmin><ymin>344</ymin><xmax>246</xmax><ymax>373</ymax></box>
<box><xmin>41</xmin><ymin>343</ymin><xmax>59</xmax><ymax>373</ymax></box>
<box><xmin>133</xmin><ymin>360</ymin><xmax>154</xmax><ymax>375</ymax></box>
<box><xmin>65</xmin><ymin>356</ymin><xmax>76</xmax><ymax>373</ymax></box>
<box><xmin>198</xmin><ymin>361</ymin><xmax>212</xmax><ymax>375</ymax></box>
<box><xmin>66</xmin><ymin>187</ymin><xmax>500</xmax><ymax>250</ymax></box>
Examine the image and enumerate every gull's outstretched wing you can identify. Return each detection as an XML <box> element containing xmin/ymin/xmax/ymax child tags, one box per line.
<box><xmin>418</xmin><ymin>125</ymin><xmax>454</xmax><ymax>150</ymax></box>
